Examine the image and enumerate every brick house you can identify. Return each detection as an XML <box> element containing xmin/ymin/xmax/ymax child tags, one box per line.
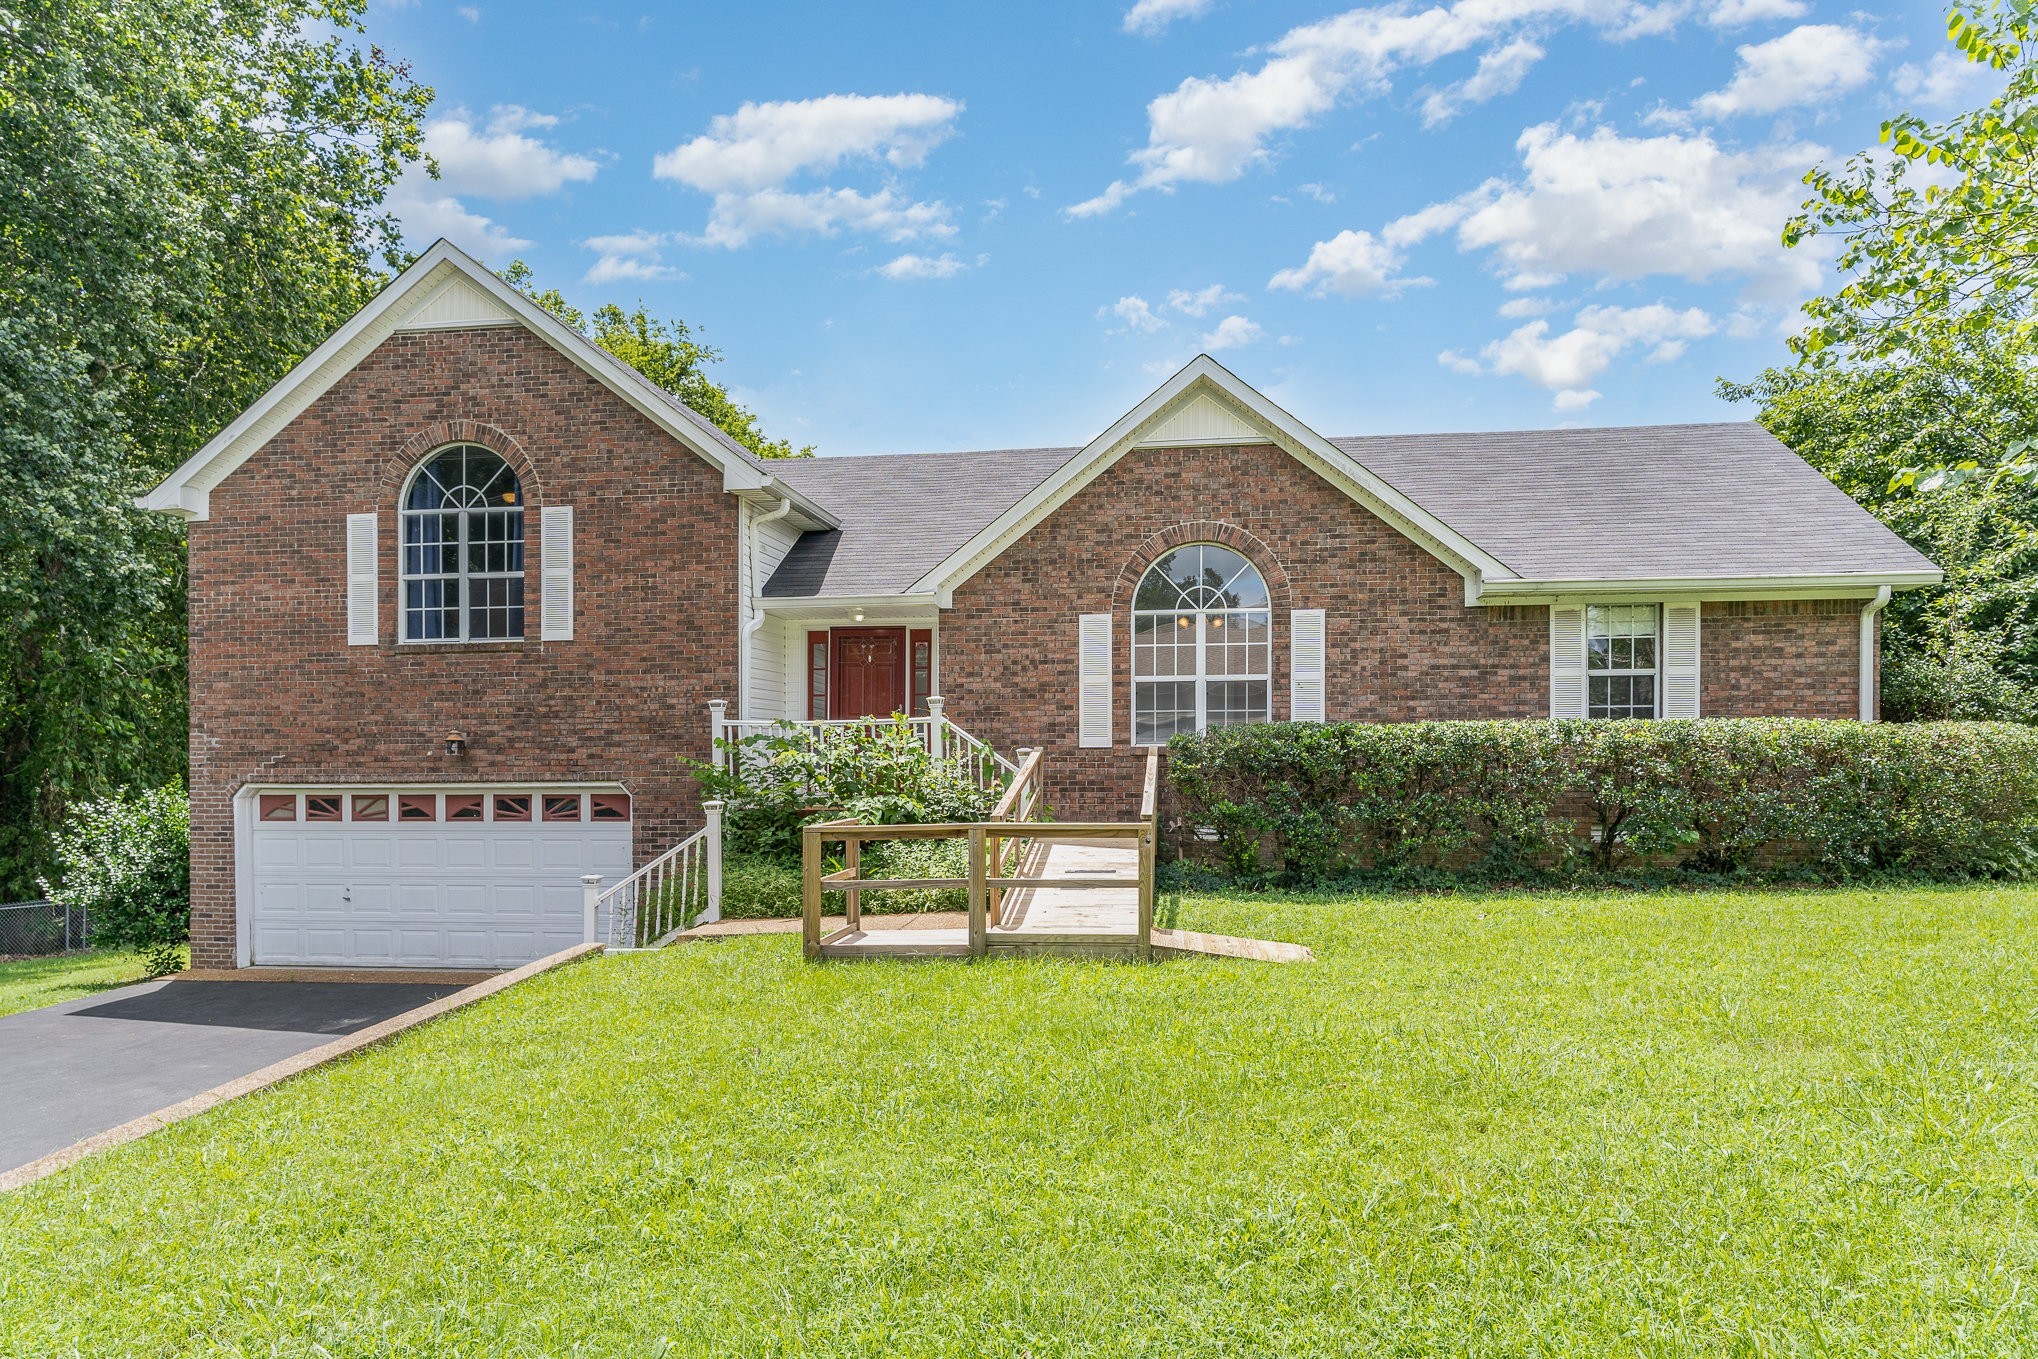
<box><xmin>142</xmin><ymin>241</ymin><xmax>1940</xmax><ymax>971</ymax></box>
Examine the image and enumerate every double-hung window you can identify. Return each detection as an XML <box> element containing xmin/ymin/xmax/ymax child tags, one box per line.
<box><xmin>1132</xmin><ymin>544</ymin><xmax>1272</xmax><ymax>744</ymax></box>
<box><xmin>401</xmin><ymin>444</ymin><xmax>525</xmax><ymax>642</ymax></box>
<box><xmin>1586</xmin><ymin>604</ymin><xmax>1659</xmax><ymax>719</ymax></box>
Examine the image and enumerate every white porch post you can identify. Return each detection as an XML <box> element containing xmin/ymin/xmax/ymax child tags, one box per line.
<box><xmin>703</xmin><ymin>799</ymin><xmax>724</xmax><ymax>924</ymax></box>
<box><xmin>708</xmin><ymin>699</ymin><xmax>728</xmax><ymax>771</ymax></box>
<box><xmin>581</xmin><ymin>874</ymin><xmax>603</xmax><ymax>945</ymax></box>
<box><xmin>927</xmin><ymin>694</ymin><xmax>946</xmax><ymax>761</ymax></box>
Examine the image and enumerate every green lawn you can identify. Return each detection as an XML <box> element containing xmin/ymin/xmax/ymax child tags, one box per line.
<box><xmin>0</xmin><ymin>948</ymin><xmax>155</xmax><ymax>1020</ymax></box>
<box><xmin>4</xmin><ymin>886</ymin><xmax>2037</xmax><ymax>1357</ymax></box>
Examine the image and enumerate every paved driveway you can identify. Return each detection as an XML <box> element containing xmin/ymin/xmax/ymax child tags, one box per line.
<box><xmin>0</xmin><ymin>979</ymin><xmax>464</xmax><ymax>1176</ymax></box>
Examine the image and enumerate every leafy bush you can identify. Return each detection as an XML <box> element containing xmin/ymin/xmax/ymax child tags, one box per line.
<box><xmin>718</xmin><ymin>840</ymin><xmax>1010</xmax><ymax>919</ymax></box>
<box><xmin>693</xmin><ymin>718</ymin><xmax>998</xmax><ymax>864</ymax></box>
<box><xmin>718</xmin><ymin>854</ymin><xmax>805</xmax><ymax>920</ymax></box>
<box><xmin>39</xmin><ymin>783</ymin><xmax>190</xmax><ymax>976</ymax></box>
<box><xmin>1169</xmin><ymin>720</ymin><xmax>2038</xmax><ymax>885</ymax></box>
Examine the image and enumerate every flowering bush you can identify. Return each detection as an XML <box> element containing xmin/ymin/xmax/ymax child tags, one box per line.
<box><xmin>40</xmin><ymin>783</ymin><xmax>190</xmax><ymax>976</ymax></box>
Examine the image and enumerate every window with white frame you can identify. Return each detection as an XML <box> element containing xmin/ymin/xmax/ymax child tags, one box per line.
<box><xmin>401</xmin><ymin>444</ymin><xmax>525</xmax><ymax>642</ymax></box>
<box><xmin>1587</xmin><ymin>604</ymin><xmax>1659</xmax><ymax>719</ymax></box>
<box><xmin>1132</xmin><ymin>544</ymin><xmax>1271</xmax><ymax>744</ymax></box>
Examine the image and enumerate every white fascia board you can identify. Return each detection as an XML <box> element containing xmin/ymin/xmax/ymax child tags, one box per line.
<box><xmin>755</xmin><ymin>592</ymin><xmax>940</xmax><ymax>613</ymax></box>
<box><xmin>1474</xmin><ymin>569</ymin><xmax>1944</xmax><ymax>604</ymax></box>
<box><xmin>907</xmin><ymin>354</ymin><xmax>1518</xmax><ymax>597</ymax></box>
<box><xmin>136</xmin><ymin>239</ymin><xmax>821</xmax><ymax>523</ymax></box>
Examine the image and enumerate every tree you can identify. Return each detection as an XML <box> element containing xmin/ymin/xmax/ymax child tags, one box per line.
<box><xmin>0</xmin><ymin>0</ymin><xmax>430</xmax><ymax>895</ymax></box>
<box><xmin>1724</xmin><ymin>0</ymin><xmax>2038</xmax><ymax>719</ymax></box>
<box><xmin>500</xmin><ymin>261</ymin><xmax>810</xmax><ymax>460</ymax></box>
<box><xmin>1721</xmin><ymin>334</ymin><xmax>2038</xmax><ymax>721</ymax></box>
<box><xmin>1787</xmin><ymin>0</ymin><xmax>2038</xmax><ymax>370</ymax></box>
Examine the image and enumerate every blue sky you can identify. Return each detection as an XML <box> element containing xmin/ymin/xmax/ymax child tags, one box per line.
<box><xmin>368</xmin><ymin>0</ymin><xmax>1989</xmax><ymax>456</ymax></box>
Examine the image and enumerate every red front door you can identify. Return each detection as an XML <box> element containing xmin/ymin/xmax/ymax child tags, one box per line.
<box><xmin>830</xmin><ymin>628</ymin><xmax>907</xmax><ymax>719</ymax></box>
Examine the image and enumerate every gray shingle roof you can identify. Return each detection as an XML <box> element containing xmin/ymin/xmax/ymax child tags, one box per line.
<box><xmin>762</xmin><ymin>446</ymin><xmax>1080</xmax><ymax>597</ymax></box>
<box><xmin>1330</xmin><ymin>423</ymin><xmax>1938</xmax><ymax>582</ymax></box>
<box><xmin>760</xmin><ymin>422</ymin><xmax>1936</xmax><ymax>597</ymax></box>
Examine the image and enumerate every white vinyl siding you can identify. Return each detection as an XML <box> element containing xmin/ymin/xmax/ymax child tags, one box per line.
<box><xmin>1290</xmin><ymin>608</ymin><xmax>1325</xmax><ymax>722</ymax></box>
<box><xmin>346</xmin><ymin>513</ymin><xmax>379</xmax><ymax>646</ymax></box>
<box><xmin>539</xmin><ymin>505</ymin><xmax>574</xmax><ymax>641</ymax></box>
<box><xmin>741</xmin><ymin>506</ymin><xmax>803</xmax><ymax>719</ymax></box>
<box><xmin>1078</xmin><ymin>613</ymin><xmax>1113</xmax><ymax>748</ymax></box>
<box><xmin>1549</xmin><ymin>606</ymin><xmax>1586</xmax><ymax>718</ymax></box>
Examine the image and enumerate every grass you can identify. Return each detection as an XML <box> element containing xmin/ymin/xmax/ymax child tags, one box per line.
<box><xmin>3</xmin><ymin>885</ymin><xmax>2037</xmax><ymax>1356</ymax></box>
<box><xmin>0</xmin><ymin>948</ymin><xmax>156</xmax><ymax>1019</ymax></box>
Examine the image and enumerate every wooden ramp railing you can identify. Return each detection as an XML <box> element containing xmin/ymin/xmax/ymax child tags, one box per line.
<box><xmin>801</xmin><ymin>748</ymin><xmax>1159</xmax><ymax>961</ymax></box>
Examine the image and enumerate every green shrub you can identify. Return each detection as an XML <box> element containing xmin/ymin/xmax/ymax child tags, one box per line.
<box><xmin>717</xmin><ymin>854</ymin><xmax>805</xmax><ymax>920</ymax></box>
<box><xmin>717</xmin><ymin>839</ymin><xmax>1005</xmax><ymax>919</ymax></box>
<box><xmin>693</xmin><ymin>717</ymin><xmax>998</xmax><ymax>864</ymax></box>
<box><xmin>39</xmin><ymin>783</ymin><xmax>190</xmax><ymax>977</ymax></box>
<box><xmin>1168</xmin><ymin>719</ymin><xmax>2038</xmax><ymax>886</ymax></box>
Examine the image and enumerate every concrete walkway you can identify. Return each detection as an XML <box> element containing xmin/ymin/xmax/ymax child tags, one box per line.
<box><xmin>0</xmin><ymin>978</ymin><xmax>462</xmax><ymax>1176</ymax></box>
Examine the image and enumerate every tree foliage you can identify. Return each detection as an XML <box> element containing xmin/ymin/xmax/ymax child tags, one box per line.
<box><xmin>0</xmin><ymin>0</ymin><xmax>430</xmax><ymax>894</ymax></box>
<box><xmin>1722</xmin><ymin>339</ymin><xmax>2038</xmax><ymax>720</ymax></box>
<box><xmin>499</xmin><ymin>261</ymin><xmax>810</xmax><ymax>460</ymax></box>
<box><xmin>1787</xmin><ymin>0</ymin><xmax>2038</xmax><ymax>368</ymax></box>
<box><xmin>40</xmin><ymin>783</ymin><xmax>191</xmax><ymax>978</ymax></box>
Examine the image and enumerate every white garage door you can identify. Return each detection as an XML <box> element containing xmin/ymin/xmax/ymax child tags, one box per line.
<box><xmin>246</xmin><ymin>788</ymin><xmax>634</xmax><ymax>968</ymax></box>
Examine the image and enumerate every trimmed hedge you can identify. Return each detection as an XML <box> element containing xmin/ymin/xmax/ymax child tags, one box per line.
<box><xmin>1167</xmin><ymin>720</ymin><xmax>2038</xmax><ymax>884</ymax></box>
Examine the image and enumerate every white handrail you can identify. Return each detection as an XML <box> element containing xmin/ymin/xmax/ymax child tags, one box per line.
<box><xmin>586</xmin><ymin>800</ymin><xmax>722</xmax><ymax>949</ymax></box>
<box><xmin>718</xmin><ymin>709</ymin><xmax>1018</xmax><ymax>795</ymax></box>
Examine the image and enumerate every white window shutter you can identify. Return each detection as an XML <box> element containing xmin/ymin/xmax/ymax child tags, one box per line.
<box><xmin>1662</xmin><ymin>603</ymin><xmax>1701</xmax><ymax>718</ymax></box>
<box><xmin>1290</xmin><ymin>608</ymin><xmax>1326</xmax><ymax>723</ymax></box>
<box><xmin>540</xmin><ymin>505</ymin><xmax>574</xmax><ymax>641</ymax></box>
<box><xmin>345</xmin><ymin>513</ymin><xmax>378</xmax><ymax>646</ymax></box>
<box><xmin>1549</xmin><ymin>606</ymin><xmax>1586</xmax><ymax>718</ymax></box>
<box><xmin>1078</xmin><ymin>613</ymin><xmax>1112</xmax><ymax>748</ymax></box>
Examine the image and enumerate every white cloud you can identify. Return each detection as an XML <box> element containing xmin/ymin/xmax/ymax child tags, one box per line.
<box><xmin>424</xmin><ymin>106</ymin><xmax>598</xmax><ymax>199</ymax></box>
<box><xmin>1707</xmin><ymin>0</ymin><xmax>1805</xmax><ymax>26</ymax></box>
<box><xmin>1497</xmin><ymin>295</ymin><xmax>1552</xmax><ymax>317</ymax></box>
<box><xmin>1103</xmin><ymin>294</ymin><xmax>1168</xmax><ymax>333</ymax></box>
<box><xmin>1070</xmin><ymin>0</ymin><xmax>1695</xmax><ymax>215</ymax></box>
<box><xmin>879</xmin><ymin>251</ymin><xmax>969</xmax><ymax>280</ymax></box>
<box><xmin>1384</xmin><ymin>122</ymin><xmax>1825</xmax><ymax>301</ymax></box>
<box><xmin>1299</xmin><ymin>181</ymin><xmax>1337</xmax><ymax>202</ymax></box>
<box><xmin>1201</xmin><ymin>314</ymin><xmax>1265</xmax><ymax>350</ymax></box>
<box><xmin>1420</xmin><ymin>37</ymin><xmax>1544</xmax><ymax>127</ymax></box>
<box><xmin>457</xmin><ymin>4</ymin><xmax>480</xmax><ymax>20</ymax></box>
<box><xmin>1124</xmin><ymin>0</ymin><xmax>1213</xmax><ymax>36</ymax></box>
<box><xmin>387</xmin><ymin>183</ymin><xmax>530</xmax><ymax>258</ymax></box>
<box><xmin>1894</xmin><ymin>50</ymin><xmax>2006</xmax><ymax>111</ymax></box>
<box><xmin>654</xmin><ymin>93</ymin><xmax>963</xmax><ymax>247</ymax></box>
<box><xmin>1168</xmin><ymin>283</ymin><xmax>1242</xmax><ymax>316</ymax></box>
<box><xmin>1450</xmin><ymin>302</ymin><xmax>1715</xmax><ymax>408</ymax></box>
<box><xmin>1688</xmin><ymin>25</ymin><xmax>1886</xmax><ymax>119</ymax></box>
<box><xmin>581</xmin><ymin>231</ymin><xmax>685</xmax><ymax>285</ymax></box>
<box><xmin>1267</xmin><ymin>228</ymin><xmax>1423</xmax><ymax>297</ymax></box>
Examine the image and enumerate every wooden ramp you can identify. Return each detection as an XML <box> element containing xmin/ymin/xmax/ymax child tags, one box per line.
<box><xmin>820</xmin><ymin>837</ymin><xmax>1144</xmax><ymax>960</ymax></box>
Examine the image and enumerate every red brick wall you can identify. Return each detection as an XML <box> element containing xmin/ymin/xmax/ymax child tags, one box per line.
<box><xmin>186</xmin><ymin>325</ymin><xmax>736</xmax><ymax>967</ymax></box>
<box><xmin>936</xmin><ymin>443</ymin><xmax>1552</xmax><ymax>819</ymax></box>
<box><xmin>1701</xmin><ymin>599</ymin><xmax>1866</xmax><ymax>718</ymax></box>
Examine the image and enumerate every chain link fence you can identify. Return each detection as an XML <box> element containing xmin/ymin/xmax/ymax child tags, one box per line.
<box><xmin>0</xmin><ymin>900</ymin><xmax>91</xmax><ymax>958</ymax></box>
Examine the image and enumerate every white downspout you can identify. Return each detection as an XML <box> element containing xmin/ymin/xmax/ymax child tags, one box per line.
<box><xmin>1859</xmin><ymin>585</ymin><xmax>1891</xmax><ymax>721</ymax></box>
<box><xmin>741</xmin><ymin>497</ymin><xmax>794</xmax><ymax>719</ymax></box>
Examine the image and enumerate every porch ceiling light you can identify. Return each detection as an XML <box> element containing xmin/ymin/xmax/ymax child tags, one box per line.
<box><xmin>444</xmin><ymin>730</ymin><xmax>468</xmax><ymax>758</ymax></box>
<box><xmin>852</xmin><ymin>608</ymin><xmax>865</xmax><ymax>623</ymax></box>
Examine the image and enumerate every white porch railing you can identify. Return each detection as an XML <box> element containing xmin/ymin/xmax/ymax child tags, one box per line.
<box><xmin>584</xmin><ymin>800</ymin><xmax>723</xmax><ymax>950</ymax></box>
<box><xmin>710</xmin><ymin>696</ymin><xmax>1019</xmax><ymax>796</ymax></box>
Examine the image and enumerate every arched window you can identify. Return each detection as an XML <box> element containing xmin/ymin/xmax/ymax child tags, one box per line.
<box><xmin>401</xmin><ymin>444</ymin><xmax>524</xmax><ymax>641</ymax></box>
<box><xmin>1132</xmin><ymin>543</ymin><xmax>1271</xmax><ymax>744</ymax></box>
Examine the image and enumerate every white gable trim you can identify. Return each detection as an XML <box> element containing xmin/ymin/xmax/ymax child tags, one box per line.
<box><xmin>909</xmin><ymin>355</ymin><xmax>1520</xmax><ymax>604</ymax></box>
<box><xmin>137</xmin><ymin>239</ymin><xmax>836</xmax><ymax>528</ymax></box>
